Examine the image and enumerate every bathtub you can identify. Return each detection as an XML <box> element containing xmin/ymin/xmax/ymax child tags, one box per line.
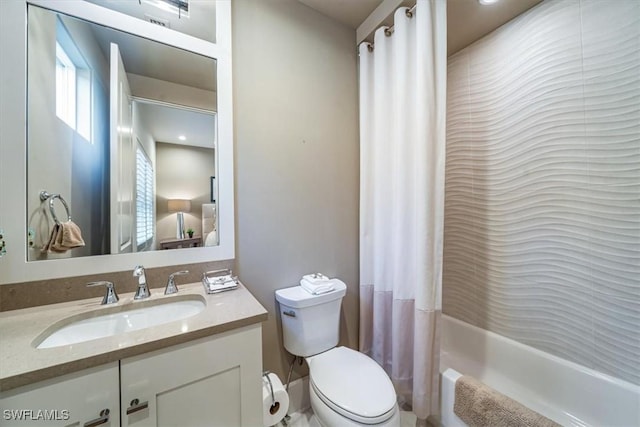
<box><xmin>439</xmin><ymin>315</ymin><xmax>640</xmax><ymax>427</ymax></box>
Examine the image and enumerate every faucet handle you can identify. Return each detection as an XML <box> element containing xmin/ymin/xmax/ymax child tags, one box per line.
<box><xmin>87</xmin><ymin>281</ymin><xmax>119</xmax><ymax>305</ymax></box>
<box><xmin>132</xmin><ymin>265</ymin><xmax>151</xmax><ymax>300</ymax></box>
<box><xmin>165</xmin><ymin>270</ymin><xmax>189</xmax><ymax>295</ymax></box>
<box><xmin>133</xmin><ymin>265</ymin><xmax>145</xmax><ymax>276</ymax></box>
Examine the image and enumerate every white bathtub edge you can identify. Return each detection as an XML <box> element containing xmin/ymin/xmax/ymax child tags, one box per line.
<box><xmin>440</xmin><ymin>314</ymin><xmax>640</xmax><ymax>427</ymax></box>
<box><xmin>440</xmin><ymin>369</ymin><xmax>465</xmax><ymax>427</ymax></box>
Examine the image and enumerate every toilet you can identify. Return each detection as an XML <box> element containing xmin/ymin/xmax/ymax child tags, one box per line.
<box><xmin>275</xmin><ymin>281</ymin><xmax>400</xmax><ymax>427</ymax></box>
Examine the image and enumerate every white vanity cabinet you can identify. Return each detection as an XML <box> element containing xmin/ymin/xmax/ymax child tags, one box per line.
<box><xmin>120</xmin><ymin>324</ymin><xmax>263</xmax><ymax>427</ymax></box>
<box><xmin>1</xmin><ymin>324</ymin><xmax>263</xmax><ymax>427</ymax></box>
<box><xmin>0</xmin><ymin>362</ymin><xmax>120</xmax><ymax>427</ymax></box>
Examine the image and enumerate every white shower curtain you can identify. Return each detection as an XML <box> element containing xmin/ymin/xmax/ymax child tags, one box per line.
<box><xmin>359</xmin><ymin>0</ymin><xmax>446</xmax><ymax>421</ymax></box>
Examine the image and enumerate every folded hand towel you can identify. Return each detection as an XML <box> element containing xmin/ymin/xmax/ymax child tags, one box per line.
<box><xmin>60</xmin><ymin>220</ymin><xmax>85</xmax><ymax>248</ymax></box>
<box><xmin>50</xmin><ymin>227</ymin><xmax>68</xmax><ymax>252</ymax></box>
<box><xmin>204</xmin><ymin>274</ymin><xmax>233</xmax><ymax>286</ymax></box>
<box><xmin>42</xmin><ymin>224</ymin><xmax>61</xmax><ymax>253</ymax></box>
<box><xmin>44</xmin><ymin>221</ymin><xmax>85</xmax><ymax>253</ymax></box>
<box><xmin>300</xmin><ymin>278</ymin><xmax>335</xmax><ymax>295</ymax></box>
<box><xmin>204</xmin><ymin>281</ymin><xmax>238</xmax><ymax>294</ymax></box>
<box><xmin>202</xmin><ymin>274</ymin><xmax>238</xmax><ymax>294</ymax></box>
<box><xmin>52</xmin><ymin>220</ymin><xmax>85</xmax><ymax>252</ymax></box>
<box><xmin>302</xmin><ymin>273</ymin><xmax>330</xmax><ymax>284</ymax></box>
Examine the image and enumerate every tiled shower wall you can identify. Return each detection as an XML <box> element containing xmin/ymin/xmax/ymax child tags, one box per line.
<box><xmin>443</xmin><ymin>0</ymin><xmax>639</xmax><ymax>385</ymax></box>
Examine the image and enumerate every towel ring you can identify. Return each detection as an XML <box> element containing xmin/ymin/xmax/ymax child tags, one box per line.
<box><xmin>39</xmin><ymin>191</ymin><xmax>72</xmax><ymax>225</ymax></box>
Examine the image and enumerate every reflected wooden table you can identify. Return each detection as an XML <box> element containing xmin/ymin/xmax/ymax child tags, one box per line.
<box><xmin>159</xmin><ymin>236</ymin><xmax>202</xmax><ymax>250</ymax></box>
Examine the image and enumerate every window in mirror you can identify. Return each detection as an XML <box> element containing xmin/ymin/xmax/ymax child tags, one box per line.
<box><xmin>27</xmin><ymin>5</ymin><xmax>218</xmax><ymax>262</ymax></box>
<box><xmin>136</xmin><ymin>143</ymin><xmax>155</xmax><ymax>251</ymax></box>
<box><xmin>55</xmin><ymin>18</ymin><xmax>92</xmax><ymax>141</ymax></box>
<box><xmin>55</xmin><ymin>41</ymin><xmax>76</xmax><ymax>127</ymax></box>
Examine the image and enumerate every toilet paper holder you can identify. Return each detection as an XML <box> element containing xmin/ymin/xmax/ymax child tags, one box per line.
<box><xmin>262</xmin><ymin>371</ymin><xmax>279</xmax><ymax>414</ymax></box>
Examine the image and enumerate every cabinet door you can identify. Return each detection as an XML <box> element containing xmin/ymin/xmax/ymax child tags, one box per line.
<box><xmin>0</xmin><ymin>362</ymin><xmax>120</xmax><ymax>427</ymax></box>
<box><xmin>121</xmin><ymin>324</ymin><xmax>262</xmax><ymax>427</ymax></box>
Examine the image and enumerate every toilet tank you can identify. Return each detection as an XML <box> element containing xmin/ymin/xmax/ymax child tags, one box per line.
<box><xmin>275</xmin><ymin>281</ymin><xmax>347</xmax><ymax>357</ymax></box>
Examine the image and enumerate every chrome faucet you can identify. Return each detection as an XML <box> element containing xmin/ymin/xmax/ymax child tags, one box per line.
<box><xmin>164</xmin><ymin>270</ymin><xmax>189</xmax><ymax>295</ymax></box>
<box><xmin>133</xmin><ymin>265</ymin><xmax>151</xmax><ymax>300</ymax></box>
<box><xmin>87</xmin><ymin>281</ymin><xmax>119</xmax><ymax>305</ymax></box>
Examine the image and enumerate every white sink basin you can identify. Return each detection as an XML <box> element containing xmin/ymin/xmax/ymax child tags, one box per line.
<box><xmin>35</xmin><ymin>296</ymin><xmax>206</xmax><ymax>349</ymax></box>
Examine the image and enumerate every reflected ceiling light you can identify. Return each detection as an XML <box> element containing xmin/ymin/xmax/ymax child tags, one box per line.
<box><xmin>178</xmin><ymin>135</ymin><xmax>186</xmax><ymax>141</ymax></box>
<box><xmin>142</xmin><ymin>0</ymin><xmax>189</xmax><ymax>18</ymax></box>
<box><xmin>479</xmin><ymin>0</ymin><xmax>500</xmax><ymax>4</ymax></box>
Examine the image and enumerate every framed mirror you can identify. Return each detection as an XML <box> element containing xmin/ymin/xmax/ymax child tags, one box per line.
<box><xmin>27</xmin><ymin>6</ymin><xmax>219</xmax><ymax>260</ymax></box>
<box><xmin>0</xmin><ymin>0</ymin><xmax>233</xmax><ymax>283</ymax></box>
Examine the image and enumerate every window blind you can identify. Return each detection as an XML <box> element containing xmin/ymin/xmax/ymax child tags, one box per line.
<box><xmin>136</xmin><ymin>146</ymin><xmax>154</xmax><ymax>250</ymax></box>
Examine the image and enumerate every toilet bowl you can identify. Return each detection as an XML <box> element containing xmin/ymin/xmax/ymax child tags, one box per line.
<box><xmin>307</xmin><ymin>347</ymin><xmax>399</xmax><ymax>426</ymax></box>
<box><xmin>275</xmin><ymin>281</ymin><xmax>400</xmax><ymax>427</ymax></box>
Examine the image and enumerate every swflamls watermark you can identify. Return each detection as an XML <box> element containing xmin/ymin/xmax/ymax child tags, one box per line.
<box><xmin>3</xmin><ymin>409</ymin><xmax>70</xmax><ymax>421</ymax></box>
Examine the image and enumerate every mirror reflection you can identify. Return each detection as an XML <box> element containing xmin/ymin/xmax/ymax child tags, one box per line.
<box><xmin>27</xmin><ymin>5</ymin><xmax>218</xmax><ymax>261</ymax></box>
<box><xmin>85</xmin><ymin>0</ymin><xmax>217</xmax><ymax>44</ymax></box>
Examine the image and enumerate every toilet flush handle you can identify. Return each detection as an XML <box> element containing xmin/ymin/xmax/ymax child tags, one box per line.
<box><xmin>282</xmin><ymin>310</ymin><xmax>296</xmax><ymax>317</ymax></box>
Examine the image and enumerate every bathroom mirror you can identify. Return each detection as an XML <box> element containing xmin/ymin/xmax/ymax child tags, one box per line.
<box><xmin>0</xmin><ymin>0</ymin><xmax>234</xmax><ymax>283</ymax></box>
<box><xmin>27</xmin><ymin>5</ymin><xmax>218</xmax><ymax>261</ymax></box>
<box><xmin>84</xmin><ymin>0</ymin><xmax>216</xmax><ymax>44</ymax></box>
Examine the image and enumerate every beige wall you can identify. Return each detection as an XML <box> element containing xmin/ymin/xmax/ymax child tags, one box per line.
<box><xmin>232</xmin><ymin>0</ymin><xmax>360</xmax><ymax>381</ymax></box>
<box><xmin>155</xmin><ymin>142</ymin><xmax>215</xmax><ymax>244</ymax></box>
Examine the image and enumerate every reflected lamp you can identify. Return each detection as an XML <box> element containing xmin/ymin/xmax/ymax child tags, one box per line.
<box><xmin>168</xmin><ymin>199</ymin><xmax>191</xmax><ymax>239</ymax></box>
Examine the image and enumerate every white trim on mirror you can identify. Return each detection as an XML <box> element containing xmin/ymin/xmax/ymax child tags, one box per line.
<box><xmin>0</xmin><ymin>0</ymin><xmax>234</xmax><ymax>284</ymax></box>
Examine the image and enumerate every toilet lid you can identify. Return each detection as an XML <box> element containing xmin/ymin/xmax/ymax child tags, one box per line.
<box><xmin>308</xmin><ymin>347</ymin><xmax>396</xmax><ymax>424</ymax></box>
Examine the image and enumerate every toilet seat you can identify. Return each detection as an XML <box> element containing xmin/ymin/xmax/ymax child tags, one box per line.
<box><xmin>307</xmin><ymin>347</ymin><xmax>397</xmax><ymax>424</ymax></box>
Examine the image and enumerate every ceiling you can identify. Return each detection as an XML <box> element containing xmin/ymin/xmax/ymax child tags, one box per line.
<box><xmin>81</xmin><ymin>1</ymin><xmax>217</xmax><ymax>92</ymax></box>
<box><xmin>136</xmin><ymin>101</ymin><xmax>216</xmax><ymax>149</ymax></box>
<box><xmin>298</xmin><ymin>0</ymin><xmax>543</xmax><ymax>56</ymax></box>
<box><xmin>447</xmin><ymin>0</ymin><xmax>543</xmax><ymax>55</ymax></box>
<box><xmin>297</xmin><ymin>0</ymin><xmax>384</xmax><ymax>29</ymax></box>
<box><xmin>85</xmin><ymin>0</ymin><xmax>543</xmax><ymax>65</ymax></box>
<box><xmin>89</xmin><ymin>22</ymin><xmax>217</xmax><ymax>92</ymax></box>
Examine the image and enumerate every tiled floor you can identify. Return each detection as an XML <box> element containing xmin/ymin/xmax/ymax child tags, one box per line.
<box><xmin>283</xmin><ymin>408</ymin><xmax>417</xmax><ymax>427</ymax></box>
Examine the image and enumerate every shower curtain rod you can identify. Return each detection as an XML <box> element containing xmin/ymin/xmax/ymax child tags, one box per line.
<box><xmin>384</xmin><ymin>4</ymin><xmax>417</xmax><ymax>36</ymax></box>
<box><xmin>366</xmin><ymin>3</ymin><xmax>417</xmax><ymax>51</ymax></box>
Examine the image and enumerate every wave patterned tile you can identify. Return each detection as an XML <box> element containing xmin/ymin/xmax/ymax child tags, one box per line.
<box><xmin>443</xmin><ymin>0</ymin><xmax>640</xmax><ymax>385</ymax></box>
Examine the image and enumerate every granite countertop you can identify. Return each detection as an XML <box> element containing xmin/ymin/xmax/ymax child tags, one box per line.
<box><xmin>0</xmin><ymin>282</ymin><xmax>268</xmax><ymax>392</ymax></box>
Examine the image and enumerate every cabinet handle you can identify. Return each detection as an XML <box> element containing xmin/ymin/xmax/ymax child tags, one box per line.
<box><xmin>84</xmin><ymin>409</ymin><xmax>110</xmax><ymax>427</ymax></box>
<box><xmin>126</xmin><ymin>398</ymin><xmax>149</xmax><ymax>415</ymax></box>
